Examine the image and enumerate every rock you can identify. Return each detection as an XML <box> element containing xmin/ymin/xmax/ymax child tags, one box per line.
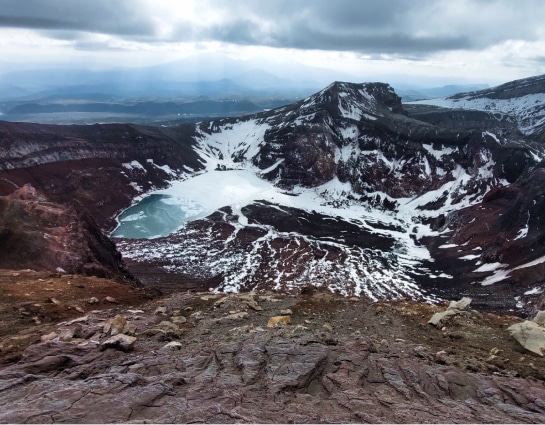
<box><xmin>217</xmin><ymin>312</ymin><xmax>249</xmax><ymax>322</ymax></box>
<box><xmin>348</xmin><ymin>297</ymin><xmax>360</xmax><ymax>302</ymax></box>
<box><xmin>171</xmin><ymin>316</ymin><xmax>187</xmax><ymax>324</ymax></box>
<box><xmin>159</xmin><ymin>341</ymin><xmax>183</xmax><ymax>352</ymax></box>
<box><xmin>532</xmin><ymin>311</ymin><xmax>545</xmax><ymax>326</ymax></box>
<box><xmin>214</xmin><ymin>296</ymin><xmax>229</xmax><ymax>307</ymax></box>
<box><xmin>154</xmin><ymin>306</ymin><xmax>167</xmax><ymax>315</ymax></box>
<box><xmin>104</xmin><ymin>296</ymin><xmax>117</xmax><ymax>304</ymax></box>
<box><xmin>447</xmin><ymin>297</ymin><xmax>472</xmax><ymax>311</ymax></box>
<box><xmin>486</xmin><ymin>354</ymin><xmax>509</xmax><ymax>368</ymax></box>
<box><xmin>245</xmin><ymin>300</ymin><xmax>263</xmax><ymax>311</ymax></box>
<box><xmin>151</xmin><ymin>321</ymin><xmax>182</xmax><ymax>339</ymax></box>
<box><xmin>41</xmin><ymin>332</ymin><xmax>58</xmax><ymax>342</ymax></box>
<box><xmin>99</xmin><ymin>334</ymin><xmax>136</xmax><ymax>352</ymax></box>
<box><xmin>68</xmin><ymin>316</ymin><xmax>89</xmax><ymax>325</ymax></box>
<box><xmin>280</xmin><ymin>309</ymin><xmax>293</xmax><ymax>315</ymax></box>
<box><xmin>490</xmin><ymin>347</ymin><xmax>503</xmax><ymax>355</ymax></box>
<box><xmin>428</xmin><ymin>309</ymin><xmax>458</xmax><ymax>327</ymax></box>
<box><xmin>47</xmin><ymin>297</ymin><xmax>61</xmax><ymax>305</ymax></box>
<box><xmin>434</xmin><ymin>350</ymin><xmax>450</xmax><ymax>365</ymax></box>
<box><xmin>507</xmin><ymin>320</ymin><xmax>545</xmax><ymax>356</ymax></box>
<box><xmin>88</xmin><ymin>297</ymin><xmax>99</xmax><ymax>304</ymax></box>
<box><xmin>122</xmin><ymin>323</ymin><xmax>137</xmax><ymax>336</ymax></box>
<box><xmin>103</xmin><ymin>315</ymin><xmax>127</xmax><ymax>336</ymax></box>
<box><xmin>267</xmin><ymin>315</ymin><xmax>291</xmax><ymax>327</ymax></box>
<box><xmin>156</xmin><ymin>321</ymin><xmax>180</xmax><ymax>332</ymax></box>
<box><xmin>200</xmin><ymin>294</ymin><xmax>222</xmax><ymax>301</ymax></box>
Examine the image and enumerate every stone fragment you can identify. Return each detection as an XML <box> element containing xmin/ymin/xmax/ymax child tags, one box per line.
<box><xmin>217</xmin><ymin>312</ymin><xmax>249</xmax><ymax>323</ymax></box>
<box><xmin>103</xmin><ymin>315</ymin><xmax>127</xmax><ymax>336</ymax></box>
<box><xmin>280</xmin><ymin>309</ymin><xmax>293</xmax><ymax>315</ymax></box>
<box><xmin>490</xmin><ymin>347</ymin><xmax>503</xmax><ymax>355</ymax></box>
<box><xmin>154</xmin><ymin>306</ymin><xmax>167</xmax><ymax>315</ymax></box>
<box><xmin>507</xmin><ymin>320</ymin><xmax>545</xmax><ymax>356</ymax></box>
<box><xmin>160</xmin><ymin>341</ymin><xmax>183</xmax><ymax>352</ymax></box>
<box><xmin>267</xmin><ymin>315</ymin><xmax>291</xmax><ymax>327</ymax></box>
<box><xmin>100</xmin><ymin>334</ymin><xmax>136</xmax><ymax>352</ymax></box>
<box><xmin>47</xmin><ymin>297</ymin><xmax>61</xmax><ymax>305</ymax></box>
<box><xmin>348</xmin><ymin>297</ymin><xmax>360</xmax><ymax>302</ymax></box>
<box><xmin>104</xmin><ymin>296</ymin><xmax>117</xmax><ymax>304</ymax></box>
<box><xmin>171</xmin><ymin>316</ymin><xmax>187</xmax><ymax>324</ymax></box>
<box><xmin>447</xmin><ymin>297</ymin><xmax>472</xmax><ymax>311</ymax></box>
<box><xmin>41</xmin><ymin>332</ymin><xmax>58</xmax><ymax>342</ymax></box>
<box><xmin>428</xmin><ymin>309</ymin><xmax>458</xmax><ymax>327</ymax></box>
<box><xmin>156</xmin><ymin>321</ymin><xmax>180</xmax><ymax>332</ymax></box>
<box><xmin>245</xmin><ymin>300</ymin><xmax>263</xmax><ymax>311</ymax></box>
<box><xmin>214</xmin><ymin>296</ymin><xmax>229</xmax><ymax>307</ymax></box>
<box><xmin>532</xmin><ymin>311</ymin><xmax>545</xmax><ymax>327</ymax></box>
<box><xmin>88</xmin><ymin>297</ymin><xmax>99</xmax><ymax>304</ymax></box>
<box><xmin>434</xmin><ymin>350</ymin><xmax>450</xmax><ymax>364</ymax></box>
<box><xmin>122</xmin><ymin>322</ymin><xmax>137</xmax><ymax>336</ymax></box>
<box><xmin>68</xmin><ymin>316</ymin><xmax>88</xmax><ymax>325</ymax></box>
<box><xmin>200</xmin><ymin>294</ymin><xmax>222</xmax><ymax>301</ymax></box>
<box><xmin>486</xmin><ymin>354</ymin><xmax>509</xmax><ymax>368</ymax></box>
<box><xmin>152</xmin><ymin>321</ymin><xmax>182</xmax><ymax>338</ymax></box>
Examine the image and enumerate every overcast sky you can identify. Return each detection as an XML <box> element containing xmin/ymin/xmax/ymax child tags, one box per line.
<box><xmin>1</xmin><ymin>0</ymin><xmax>545</xmax><ymax>87</ymax></box>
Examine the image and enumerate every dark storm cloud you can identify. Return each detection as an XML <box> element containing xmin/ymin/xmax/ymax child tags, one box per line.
<box><xmin>0</xmin><ymin>0</ymin><xmax>543</xmax><ymax>58</ymax></box>
<box><xmin>196</xmin><ymin>0</ymin><xmax>544</xmax><ymax>55</ymax></box>
<box><xmin>0</xmin><ymin>0</ymin><xmax>156</xmax><ymax>36</ymax></box>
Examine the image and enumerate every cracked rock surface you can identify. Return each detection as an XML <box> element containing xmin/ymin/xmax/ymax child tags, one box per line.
<box><xmin>1</xmin><ymin>287</ymin><xmax>545</xmax><ymax>423</ymax></box>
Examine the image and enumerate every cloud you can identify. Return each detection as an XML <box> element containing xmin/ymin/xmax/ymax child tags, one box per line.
<box><xmin>0</xmin><ymin>0</ymin><xmax>156</xmax><ymax>36</ymax></box>
<box><xmin>0</xmin><ymin>0</ymin><xmax>544</xmax><ymax>61</ymax></box>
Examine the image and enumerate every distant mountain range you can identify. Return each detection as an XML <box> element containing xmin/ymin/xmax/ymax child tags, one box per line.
<box><xmin>1</xmin><ymin>55</ymin><xmax>491</xmax><ymax>125</ymax></box>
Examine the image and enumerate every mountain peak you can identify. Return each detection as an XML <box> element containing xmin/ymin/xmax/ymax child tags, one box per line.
<box><xmin>299</xmin><ymin>81</ymin><xmax>405</xmax><ymax>119</ymax></box>
<box><xmin>448</xmin><ymin>73</ymin><xmax>545</xmax><ymax>101</ymax></box>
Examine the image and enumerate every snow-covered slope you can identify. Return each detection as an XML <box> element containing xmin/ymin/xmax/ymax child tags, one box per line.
<box><xmin>112</xmin><ymin>79</ymin><xmax>545</xmax><ymax>312</ymax></box>
<box><xmin>410</xmin><ymin>74</ymin><xmax>545</xmax><ymax>140</ymax></box>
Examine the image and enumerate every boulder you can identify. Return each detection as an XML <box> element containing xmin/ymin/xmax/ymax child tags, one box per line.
<box><xmin>99</xmin><ymin>334</ymin><xmax>136</xmax><ymax>352</ymax></box>
<box><xmin>429</xmin><ymin>297</ymin><xmax>473</xmax><ymax>327</ymax></box>
<box><xmin>507</xmin><ymin>320</ymin><xmax>545</xmax><ymax>356</ymax></box>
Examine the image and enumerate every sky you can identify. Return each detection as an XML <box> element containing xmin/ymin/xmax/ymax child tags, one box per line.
<box><xmin>1</xmin><ymin>0</ymin><xmax>545</xmax><ymax>88</ymax></box>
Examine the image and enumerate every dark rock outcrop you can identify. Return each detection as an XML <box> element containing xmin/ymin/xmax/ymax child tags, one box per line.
<box><xmin>0</xmin><ymin>184</ymin><xmax>133</xmax><ymax>280</ymax></box>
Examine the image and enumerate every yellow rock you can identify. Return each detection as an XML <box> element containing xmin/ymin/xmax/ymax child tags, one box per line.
<box><xmin>267</xmin><ymin>315</ymin><xmax>291</xmax><ymax>327</ymax></box>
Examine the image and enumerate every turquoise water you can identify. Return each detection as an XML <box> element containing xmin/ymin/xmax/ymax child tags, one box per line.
<box><xmin>111</xmin><ymin>194</ymin><xmax>206</xmax><ymax>239</ymax></box>
<box><xmin>111</xmin><ymin>170</ymin><xmax>278</xmax><ymax>239</ymax></box>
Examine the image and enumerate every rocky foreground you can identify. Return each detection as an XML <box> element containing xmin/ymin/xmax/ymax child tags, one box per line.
<box><xmin>1</xmin><ymin>270</ymin><xmax>545</xmax><ymax>423</ymax></box>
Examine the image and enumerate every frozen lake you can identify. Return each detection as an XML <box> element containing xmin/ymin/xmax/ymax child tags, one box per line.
<box><xmin>111</xmin><ymin>170</ymin><xmax>277</xmax><ymax>239</ymax></box>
